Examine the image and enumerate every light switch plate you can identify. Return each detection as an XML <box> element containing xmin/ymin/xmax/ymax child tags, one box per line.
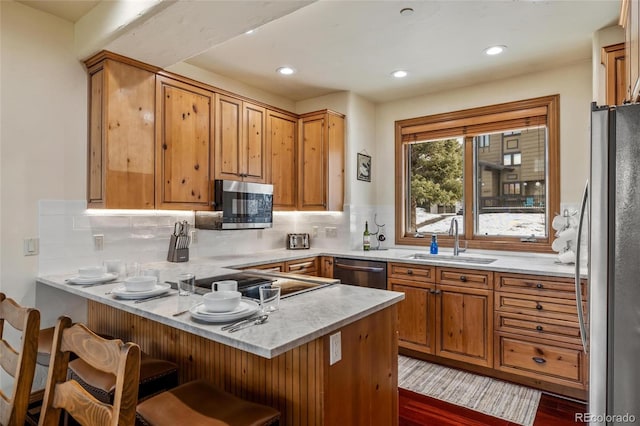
<box><xmin>23</xmin><ymin>238</ymin><xmax>39</xmax><ymax>256</ymax></box>
<box><xmin>329</xmin><ymin>332</ymin><xmax>341</xmax><ymax>365</ymax></box>
<box><xmin>93</xmin><ymin>234</ymin><xmax>104</xmax><ymax>251</ymax></box>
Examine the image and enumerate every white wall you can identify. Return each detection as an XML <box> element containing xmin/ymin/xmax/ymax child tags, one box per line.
<box><xmin>0</xmin><ymin>1</ymin><xmax>86</xmax><ymax>305</ymax></box>
<box><xmin>375</xmin><ymin>60</ymin><xmax>593</xmax><ymax>244</ymax></box>
<box><xmin>166</xmin><ymin>61</ymin><xmax>296</xmax><ymax>112</ymax></box>
<box><xmin>0</xmin><ymin>0</ymin><xmax>88</xmax><ymax>390</ymax></box>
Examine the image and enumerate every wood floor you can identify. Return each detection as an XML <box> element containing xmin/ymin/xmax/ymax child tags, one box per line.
<box><xmin>399</xmin><ymin>388</ymin><xmax>586</xmax><ymax>426</ymax></box>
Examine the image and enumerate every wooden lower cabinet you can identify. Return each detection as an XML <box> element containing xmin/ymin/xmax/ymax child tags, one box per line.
<box><xmin>242</xmin><ymin>261</ymin><xmax>284</xmax><ymax>273</ymax></box>
<box><xmin>435</xmin><ymin>284</ymin><xmax>492</xmax><ymax>368</ymax></box>
<box><xmin>285</xmin><ymin>256</ymin><xmax>318</xmax><ymax>276</ymax></box>
<box><xmin>320</xmin><ymin>256</ymin><xmax>334</xmax><ymax>278</ymax></box>
<box><xmin>88</xmin><ymin>301</ymin><xmax>398</xmax><ymax>426</ymax></box>
<box><xmin>495</xmin><ymin>333</ymin><xmax>585</xmax><ymax>388</ymax></box>
<box><xmin>390</xmin><ymin>280</ymin><xmax>435</xmax><ymax>354</ymax></box>
<box><xmin>392</xmin><ymin>264</ymin><xmax>587</xmax><ymax>399</ymax></box>
<box><xmin>493</xmin><ymin>272</ymin><xmax>588</xmax><ymax>395</ymax></box>
<box><xmin>389</xmin><ymin>264</ymin><xmax>493</xmax><ymax>368</ymax></box>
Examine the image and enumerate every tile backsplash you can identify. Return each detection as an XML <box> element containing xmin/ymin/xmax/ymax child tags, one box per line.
<box><xmin>37</xmin><ymin>200</ymin><xmax>372</xmax><ymax>274</ymax></box>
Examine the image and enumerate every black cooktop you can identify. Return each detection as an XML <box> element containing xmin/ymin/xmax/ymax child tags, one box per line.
<box><xmin>194</xmin><ymin>273</ymin><xmax>273</xmax><ymax>299</ymax></box>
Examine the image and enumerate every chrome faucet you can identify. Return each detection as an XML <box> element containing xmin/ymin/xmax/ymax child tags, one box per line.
<box><xmin>448</xmin><ymin>217</ymin><xmax>466</xmax><ymax>256</ymax></box>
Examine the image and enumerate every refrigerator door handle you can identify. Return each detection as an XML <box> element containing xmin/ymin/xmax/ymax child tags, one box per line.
<box><xmin>575</xmin><ymin>181</ymin><xmax>588</xmax><ymax>354</ymax></box>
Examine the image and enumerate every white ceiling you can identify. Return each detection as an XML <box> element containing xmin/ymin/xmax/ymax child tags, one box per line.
<box><xmin>17</xmin><ymin>0</ymin><xmax>100</xmax><ymax>23</ymax></box>
<box><xmin>19</xmin><ymin>0</ymin><xmax>622</xmax><ymax>104</ymax></box>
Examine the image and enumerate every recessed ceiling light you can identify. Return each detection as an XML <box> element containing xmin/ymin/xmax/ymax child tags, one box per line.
<box><xmin>276</xmin><ymin>66</ymin><xmax>295</xmax><ymax>76</ymax></box>
<box><xmin>484</xmin><ymin>45</ymin><xmax>507</xmax><ymax>56</ymax></box>
<box><xmin>392</xmin><ymin>70</ymin><xmax>408</xmax><ymax>78</ymax></box>
<box><xmin>400</xmin><ymin>7</ymin><xmax>414</xmax><ymax>16</ymax></box>
<box><xmin>245</xmin><ymin>29</ymin><xmax>255</xmax><ymax>35</ymax></box>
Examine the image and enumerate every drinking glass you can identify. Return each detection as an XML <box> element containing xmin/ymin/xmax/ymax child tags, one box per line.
<box><xmin>259</xmin><ymin>286</ymin><xmax>281</xmax><ymax>313</ymax></box>
<box><xmin>103</xmin><ymin>259</ymin><xmax>123</xmax><ymax>278</ymax></box>
<box><xmin>125</xmin><ymin>262</ymin><xmax>140</xmax><ymax>278</ymax></box>
<box><xmin>178</xmin><ymin>273</ymin><xmax>195</xmax><ymax>296</ymax></box>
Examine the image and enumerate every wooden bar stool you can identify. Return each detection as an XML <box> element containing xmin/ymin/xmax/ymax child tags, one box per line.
<box><xmin>0</xmin><ymin>293</ymin><xmax>40</xmax><ymax>426</ymax></box>
<box><xmin>136</xmin><ymin>379</ymin><xmax>280</xmax><ymax>426</ymax></box>
<box><xmin>37</xmin><ymin>327</ymin><xmax>179</xmax><ymax>402</ymax></box>
<box><xmin>38</xmin><ymin>316</ymin><xmax>141</xmax><ymax>426</ymax></box>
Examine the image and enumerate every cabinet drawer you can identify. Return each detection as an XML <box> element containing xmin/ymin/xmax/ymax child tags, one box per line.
<box><xmin>495</xmin><ymin>273</ymin><xmax>585</xmax><ymax>299</ymax></box>
<box><xmin>285</xmin><ymin>257</ymin><xmax>318</xmax><ymax>276</ymax></box>
<box><xmin>496</xmin><ymin>334</ymin><xmax>585</xmax><ymax>388</ymax></box>
<box><xmin>243</xmin><ymin>262</ymin><xmax>285</xmax><ymax>273</ymax></box>
<box><xmin>436</xmin><ymin>267</ymin><xmax>493</xmax><ymax>289</ymax></box>
<box><xmin>389</xmin><ymin>263</ymin><xmax>434</xmax><ymax>283</ymax></box>
<box><xmin>494</xmin><ymin>311</ymin><xmax>581</xmax><ymax>344</ymax></box>
<box><xmin>495</xmin><ymin>292</ymin><xmax>581</xmax><ymax>322</ymax></box>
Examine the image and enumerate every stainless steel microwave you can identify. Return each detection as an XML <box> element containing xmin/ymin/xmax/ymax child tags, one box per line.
<box><xmin>195</xmin><ymin>180</ymin><xmax>273</xmax><ymax>230</ymax></box>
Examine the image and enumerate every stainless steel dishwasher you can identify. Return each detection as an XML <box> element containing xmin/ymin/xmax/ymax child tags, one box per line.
<box><xmin>332</xmin><ymin>257</ymin><xmax>387</xmax><ymax>290</ymax></box>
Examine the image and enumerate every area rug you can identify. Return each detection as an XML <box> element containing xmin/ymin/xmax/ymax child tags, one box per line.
<box><xmin>398</xmin><ymin>355</ymin><xmax>541</xmax><ymax>426</ymax></box>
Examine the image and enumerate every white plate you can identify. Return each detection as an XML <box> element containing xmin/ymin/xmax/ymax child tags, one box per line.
<box><xmin>67</xmin><ymin>273</ymin><xmax>118</xmax><ymax>285</ymax></box>
<box><xmin>111</xmin><ymin>283</ymin><xmax>171</xmax><ymax>300</ymax></box>
<box><xmin>190</xmin><ymin>300</ymin><xmax>260</xmax><ymax>323</ymax></box>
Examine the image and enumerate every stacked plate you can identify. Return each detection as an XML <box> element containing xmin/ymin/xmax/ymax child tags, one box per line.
<box><xmin>67</xmin><ymin>272</ymin><xmax>118</xmax><ymax>285</ymax></box>
<box><xmin>190</xmin><ymin>299</ymin><xmax>260</xmax><ymax>323</ymax></box>
<box><xmin>111</xmin><ymin>283</ymin><xmax>171</xmax><ymax>300</ymax></box>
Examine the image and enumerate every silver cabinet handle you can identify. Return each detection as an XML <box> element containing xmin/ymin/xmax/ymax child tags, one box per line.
<box><xmin>575</xmin><ymin>181</ymin><xmax>588</xmax><ymax>354</ymax></box>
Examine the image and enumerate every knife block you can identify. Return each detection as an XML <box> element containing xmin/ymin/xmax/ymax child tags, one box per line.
<box><xmin>167</xmin><ymin>235</ymin><xmax>189</xmax><ymax>263</ymax></box>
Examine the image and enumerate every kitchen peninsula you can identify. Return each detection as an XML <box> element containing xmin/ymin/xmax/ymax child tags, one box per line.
<box><xmin>37</xmin><ymin>263</ymin><xmax>403</xmax><ymax>426</ymax></box>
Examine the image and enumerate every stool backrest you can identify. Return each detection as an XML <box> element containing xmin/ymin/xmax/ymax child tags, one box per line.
<box><xmin>0</xmin><ymin>293</ymin><xmax>40</xmax><ymax>426</ymax></box>
<box><xmin>38</xmin><ymin>317</ymin><xmax>140</xmax><ymax>426</ymax></box>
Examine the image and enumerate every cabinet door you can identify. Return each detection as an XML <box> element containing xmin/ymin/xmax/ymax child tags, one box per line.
<box><xmin>268</xmin><ymin>111</ymin><xmax>297</xmax><ymax>209</ymax></box>
<box><xmin>602</xmin><ymin>43</ymin><xmax>627</xmax><ymax>105</ymax></box>
<box><xmin>320</xmin><ymin>256</ymin><xmax>334</xmax><ymax>278</ymax></box>
<box><xmin>391</xmin><ymin>281</ymin><xmax>435</xmax><ymax>354</ymax></box>
<box><xmin>326</xmin><ymin>112</ymin><xmax>344</xmax><ymax>211</ymax></box>
<box><xmin>242</xmin><ymin>102</ymin><xmax>267</xmax><ymax>183</ymax></box>
<box><xmin>215</xmin><ymin>94</ymin><xmax>242</xmax><ymax>180</ymax></box>
<box><xmin>435</xmin><ymin>284</ymin><xmax>493</xmax><ymax>367</ymax></box>
<box><xmin>156</xmin><ymin>77</ymin><xmax>214</xmax><ymax>209</ymax></box>
<box><xmin>89</xmin><ymin>60</ymin><xmax>156</xmax><ymax>209</ymax></box>
<box><xmin>299</xmin><ymin>114</ymin><xmax>326</xmax><ymax>209</ymax></box>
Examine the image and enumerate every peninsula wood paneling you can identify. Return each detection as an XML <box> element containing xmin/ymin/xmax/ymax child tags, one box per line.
<box><xmin>87</xmin><ymin>301</ymin><xmax>398</xmax><ymax>426</ymax></box>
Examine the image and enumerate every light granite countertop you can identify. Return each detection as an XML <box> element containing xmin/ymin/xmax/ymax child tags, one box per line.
<box><xmin>36</xmin><ymin>246</ymin><xmax>581</xmax><ymax>359</ymax></box>
<box><xmin>36</xmin><ymin>273</ymin><xmax>403</xmax><ymax>359</ymax></box>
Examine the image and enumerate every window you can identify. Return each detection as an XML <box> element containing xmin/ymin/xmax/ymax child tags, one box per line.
<box><xmin>395</xmin><ymin>95</ymin><xmax>559</xmax><ymax>252</ymax></box>
<box><xmin>503</xmin><ymin>152</ymin><xmax>522</xmax><ymax>166</ymax></box>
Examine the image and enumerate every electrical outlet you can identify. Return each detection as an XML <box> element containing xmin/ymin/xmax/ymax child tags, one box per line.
<box><xmin>312</xmin><ymin>226</ymin><xmax>319</xmax><ymax>238</ymax></box>
<box><xmin>325</xmin><ymin>227</ymin><xmax>338</xmax><ymax>238</ymax></box>
<box><xmin>190</xmin><ymin>229</ymin><xmax>198</xmax><ymax>244</ymax></box>
<box><xmin>329</xmin><ymin>332</ymin><xmax>341</xmax><ymax>365</ymax></box>
<box><xmin>23</xmin><ymin>238</ymin><xmax>39</xmax><ymax>256</ymax></box>
<box><xmin>93</xmin><ymin>234</ymin><xmax>104</xmax><ymax>251</ymax></box>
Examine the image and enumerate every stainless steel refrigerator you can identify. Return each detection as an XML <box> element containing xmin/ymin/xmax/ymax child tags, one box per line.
<box><xmin>577</xmin><ymin>103</ymin><xmax>640</xmax><ymax>425</ymax></box>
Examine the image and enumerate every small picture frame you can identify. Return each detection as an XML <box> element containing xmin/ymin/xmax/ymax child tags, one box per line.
<box><xmin>357</xmin><ymin>153</ymin><xmax>371</xmax><ymax>182</ymax></box>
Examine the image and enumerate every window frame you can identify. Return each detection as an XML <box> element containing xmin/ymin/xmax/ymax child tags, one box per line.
<box><xmin>394</xmin><ymin>95</ymin><xmax>559</xmax><ymax>253</ymax></box>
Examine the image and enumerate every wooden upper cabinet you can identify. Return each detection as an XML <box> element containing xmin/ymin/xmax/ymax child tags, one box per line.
<box><xmin>155</xmin><ymin>76</ymin><xmax>214</xmax><ymax>210</ymax></box>
<box><xmin>298</xmin><ymin>110</ymin><xmax>345</xmax><ymax>211</ymax></box>
<box><xmin>267</xmin><ymin>110</ymin><xmax>298</xmax><ymax>210</ymax></box>
<box><xmin>86</xmin><ymin>58</ymin><xmax>156</xmax><ymax>209</ymax></box>
<box><xmin>214</xmin><ymin>94</ymin><xmax>268</xmax><ymax>183</ymax></box>
<box><xmin>620</xmin><ymin>0</ymin><xmax>640</xmax><ymax>101</ymax></box>
<box><xmin>602</xmin><ymin>43</ymin><xmax>627</xmax><ymax>105</ymax></box>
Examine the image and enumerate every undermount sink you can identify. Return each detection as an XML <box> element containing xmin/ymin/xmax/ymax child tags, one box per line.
<box><xmin>406</xmin><ymin>253</ymin><xmax>497</xmax><ymax>264</ymax></box>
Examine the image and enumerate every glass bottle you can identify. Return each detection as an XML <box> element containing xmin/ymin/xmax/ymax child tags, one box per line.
<box><xmin>430</xmin><ymin>234</ymin><xmax>438</xmax><ymax>254</ymax></box>
<box><xmin>363</xmin><ymin>221</ymin><xmax>371</xmax><ymax>251</ymax></box>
